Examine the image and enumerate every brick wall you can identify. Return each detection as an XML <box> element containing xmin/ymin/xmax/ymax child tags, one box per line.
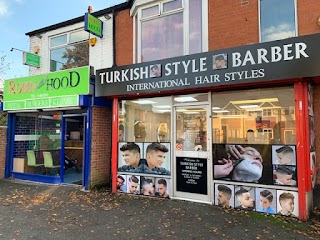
<box><xmin>208</xmin><ymin>0</ymin><xmax>259</xmax><ymax>50</ymax></box>
<box><xmin>313</xmin><ymin>85</ymin><xmax>320</xmax><ymax>184</ymax></box>
<box><xmin>297</xmin><ymin>0</ymin><xmax>320</xmax><ymax>36</ymax></box>
<box><xmin>90</xmin><ymin>107</ymin><xmax>112</xmax><ymax>188</ymax></box>
<box><xmin>0</xmin><ymin>127</ymin><xmax>7</xmax><ymax>180</ymax></box>
<box><xmin>115</xmin><ymin>9</ymin><xmax>133</xmax><ymax>66</ymax></box>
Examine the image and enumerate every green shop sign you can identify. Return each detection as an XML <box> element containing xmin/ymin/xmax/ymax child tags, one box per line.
<box><xmin>23</xmin><ymin>52</ymin><xmax>40</xmax><ymax>68</ymax></box>
<box><xmin>3</xmin><ymin>66</ymin><xmax>90</xmax><ymax>111</ymax></box>
<box><xmin>84</xmin><ymin>13</ymin><xmax>103</xmax><ymax>38</ymax></box>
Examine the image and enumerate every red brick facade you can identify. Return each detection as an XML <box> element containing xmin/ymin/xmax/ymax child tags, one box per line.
<box><xmin>0</xmin><ymin>127</ymin><xmax>7</xmax><ymax>180</ymax></box>
<box><xmin>115</xmin><ymin>9</ymin><xmax>133</xmax><ymax>66</ymax></box>
<box><xmin>90</xmin><ymin>107</ymin><xmax>112</xmax><ymax>187</ymax></box>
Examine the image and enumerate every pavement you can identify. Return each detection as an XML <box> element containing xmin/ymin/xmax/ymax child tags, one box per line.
<box><xmin>0</xmin><ymin>179</ymin><xmax>319</xmax><ymax>240</ymax></box>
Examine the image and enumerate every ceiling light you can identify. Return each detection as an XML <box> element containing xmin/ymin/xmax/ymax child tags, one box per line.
<box><xmin>132</xmin><ymin>100</ymin><xmax>156</xmax><ymax>104</ymax></box>
<box><xmin>230</xmin><ymin>98</ymin><xmax>279</xmax><ymax>105</ymax></box>
<box><xmin>239</xmin><ymin>105</ymin><xmax>259</xmax><ymax>109</ymax></box>
<box><xmin>174</xmin><ymin>97</ymin><xmax>198</xmax><ymax>102</ymax></box>
<box><xmin>154</xmin><ymin>109</ymin><xmax>171</xmax><ymax>113</ymax></box>
<box><xmin>212</xmin><ymin>107</ymin><xmax>221</xmax><ymax>110</ymax></box>
<box><xmin>154</xmin><ymin>105</ymin><xmax>171</xmax><ymax>109</ymax></box>
<box><xmin>218</xmin><ymin>115</ymin><xmax>247</xmax><ymax>118</ymax></box>
<box><xmin>212</xmin><ymin>110</ymin><xmax>229</xmax><ymax>113</ymax></box>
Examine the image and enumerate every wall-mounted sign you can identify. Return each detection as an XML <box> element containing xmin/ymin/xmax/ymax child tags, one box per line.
<box><xmin>96</xmin><ymin>33</ymin><xmax>320</xmax><ymax>97</ymax></box>
<box><xmin>176</xmin><ymin>157</ymin><xmax>207</xmax><ymax>195</ymax></box>
<box><xmin>3</xmin><ymin>66</ymin><xmax>90</xmax><ymax>111</ymax></box>
<box><xmin>23</xmin><ymin>52</ymin><xmax>40</xmax><ymax>68</ymax></box>
<box><xmin>84</xmin><ymin>13</ymin><xmax>103</xmax><ymax>38</ymax></box>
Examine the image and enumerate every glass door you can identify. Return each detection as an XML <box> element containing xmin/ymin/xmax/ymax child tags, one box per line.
<box><xmin>173</xmin><ymin>105</ymin><xmax>211</xmax><ymax>202</ymax></box>
<box><xmin>62</xmin><ymin>113</ymin><xmax>85</xmax><ymax>185</ymax></box>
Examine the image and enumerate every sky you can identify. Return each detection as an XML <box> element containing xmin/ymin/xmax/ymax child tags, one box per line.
<box><xmin>0</xmin><ymin>0</ymin><xmax>126</xmax><ymax>81</ymax></box>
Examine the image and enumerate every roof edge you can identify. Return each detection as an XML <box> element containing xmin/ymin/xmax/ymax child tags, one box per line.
<box><xmin>25</xmin><ymin>0</ymin><xmax>133</xmax><ymax>36</ymax></box>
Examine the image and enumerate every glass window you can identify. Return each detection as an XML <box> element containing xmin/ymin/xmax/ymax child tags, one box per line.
<box><xmin>189</xmin><ymin>0</ymin><xmax>202</xmax><ymax>54</ymax></box>
<box><xmin>212</xmin><ymin>87</ymin><xmax>297</xmax><ymax>187</ymax></box>
<box><xmin>70</xmin><ymin>31</ymin><xmax>89</xmax><ymax>44</ymax></box>
<box><xmin>260</xmin><ymin>0</ymin><xmax>296</xmax><ymax>42</ymax></box>
<box><xmin>118</xmin><ymin>97</ymin><xmax>172</xmax><ymax>143</ymax></box>
<box><xmin>136</xmin><ymin>0</ymin><xmax>205</xmax><ymax>62</ymax></box>
<box><xmin>141</xmin><ymin>13</ymin><xmax>183</xmax><ymax>62</ymax></box>
<box><xmin>163</xmin><ymin>0</ymin><xmax>182</xmax><ymax>13</ymax></box>
<box><xmin>142</xmin><ymin>5</ymin><xmax>159</xmax><ymax>18</ymax></box>
<box><xmin>211</xmin><ymin>87</ymin><xmax>295</xmax><ymax>145</ymax></box>
<box><xmin>13</xmin><ymin>112</ymin><xmax>62</xmax><ymax>176</ymax></box>
<box><xmin>50</xmin><ymin>30</ymin><xmax>89</xmax><ymax>72</ymax></box>
<box><xmin>50</xmin><ymin>34</ymin><xmax>67</xmax><ymax>48</ymax></box>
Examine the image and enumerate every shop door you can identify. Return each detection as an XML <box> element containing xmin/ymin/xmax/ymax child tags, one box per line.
<box><xmin>173</xmin><ymin>106</ymin><xmax>211</xmax><ymax>203</ymax></box>
<box><xmin>62</xmin><ymin>114</ymin><xmax>85</xmax><ymax>185</ymax></box>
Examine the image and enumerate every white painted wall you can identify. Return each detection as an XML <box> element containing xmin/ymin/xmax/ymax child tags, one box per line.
<box><xmin>28</xmin><ymin>15</ymin><xmax>114</xmax><ymax>76</ymax></box>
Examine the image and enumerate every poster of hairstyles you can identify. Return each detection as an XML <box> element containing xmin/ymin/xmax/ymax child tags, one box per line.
<box><xmin>126</xmin><ymin>175</ymin><xmax>140</xmax><ymax>195</ymax></box>
<box><xmin>272</xmin><ymin>145</ymin><xmax>296</xmax><ymax>166</ymax></box>
<box><xmin>255</xmin><ymin>188</ymin><xmax>277</xmax><ymax>214</ymax></box>
<box><xmin>140</xmin><ymin>176</ymin><xmax>155</xmax><ymax>196</ymax></box>
<box><xmin>273</xmin><ymin>165</ymin><xmax>297</xmax><ymax>186</ymax></box>
<box><xmin>276</xmin><ymin>190</ymin><xmax>299</xmax><ymax>218</ymax></box>
<box><xmin>118</xmin><ymin>142</ymin><xmax>143</xmax><ymax>173</ymax></box>
<box><xmin>213</xmin><ymin>144</ymin><xmax>273</xmax><ymax>185</ymax></box>
<box><xmin>143</xmin><ymin>142</ymin><xmax>171</xmax><ymax>175</ymax></box>
<box><xmin>155</xmin><ymin>178</ymin><xmax>170</xmax><ymax>198</ymax></box>
<box><xmin>234</xmin><ymin>186</ymin><xmax>256</xmax><ymax>211</ymax></box>
<box><xmin>310</xmin><ymin>152</ymin><xmax>317</xmax><ymax>189</ymax></box>
<box><xmin>214</xmin><ymin>184</ymin><xmax>234</xmax><ymax>208</ymax></box>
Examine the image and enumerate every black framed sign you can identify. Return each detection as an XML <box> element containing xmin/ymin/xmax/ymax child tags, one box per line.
<box><xmin>176</xmin><ymin>157</ymin><xmax>207</xmax><ymax>195</ymax></box>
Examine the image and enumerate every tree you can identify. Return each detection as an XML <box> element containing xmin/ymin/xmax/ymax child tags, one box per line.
<box><xmin>61</xmin><ymin>42</ymin><xmax>89</xmax><ymax>70</ymax></box>
<box><xmin>0</xmin><ymin>51</ymin><xmax>10</xmax><ymax>76</ymax></box>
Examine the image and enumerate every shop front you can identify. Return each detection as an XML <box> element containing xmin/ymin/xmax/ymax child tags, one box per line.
<box><xmin>3</xmin><ymin>66</ymin><xmax>93</xmax><ymax>189</ymax></box>
<box><xmin>96</xmin><ymin>34</ymin><xmax>320</xmax><ymax>220</ymax></box>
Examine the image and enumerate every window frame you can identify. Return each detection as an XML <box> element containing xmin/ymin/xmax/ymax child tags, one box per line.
<box><xmin>49</xmin><ymin>29</ymin><xmax>89</xmax><ymax>72</ymax></box>
<box><xmin>132</xmin><ymin>0</ymin><xmax>208</xmax><ymax>63</ymax></box>
<box><xmin>258</xmin><ymin>0</ymin><xmax>298</xmax><ymax>43</ymax></box>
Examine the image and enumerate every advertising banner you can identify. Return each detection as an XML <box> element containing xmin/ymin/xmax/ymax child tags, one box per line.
<box><xmin>96</xmin><ymin>33</ymin><xmax>320</xmax><ymax>97</ymax></box>
<box><xmin>3</xmin><ymin>66</ymin><xmax>90</xmax><ymax>110</ymax></box>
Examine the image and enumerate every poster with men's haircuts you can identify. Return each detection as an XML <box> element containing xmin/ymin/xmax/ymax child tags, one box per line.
<box><xmin>234</xmin><ymin>186</ymin><xmax>256</xmax><ymax>211</ymax></box>
<box><xmin>214</xmin><ymin>184</ymin><xmax>234</xmax><ymax>208</ymax></box>
<box><xmin>310</xmin><ymin>152</ymin><xmax>317</xmax><ymax>189</ymax></box>
<box><xmin>142</xmin><ymin>142</ymin><xmax>171</xmax><ymax>175</ymax></box>
<box><xmin>140</xmin><ymin>176</ymin><xmax>156</xmax><ymax>196</ymax></box>
<box><xmin>272</xmin><ymin>145</ymin><xmax>296</xmax><ymax>166</ymax></box>
<box><xmin>117</xmin><ymin>174</ymin><xmax>127</xmax><ymax>193</ymax></box>
<box><xmin>118</xmin><ymin>142</ymin><xmax>143</xmax><ymax>173</ymax></box>
<box><xmin>213</xmin><ymin>144</ymin><xmax>273</xmax><ymax>185</ymax></box>
<box><xmin>155</xmin><ymin>178</ymin><xmax>170</xmax><ymax>198</ymax></box>
<box><xmin>255</xmin><ymin>188</ymin><xmax>277</xmax><ymax>214</ymax></box>
<box><xmin>273</xmin><ymin>165</ymin><xmax>297</xmax><ymax>186</ymax></box>
<box><xmin>126</xmin><ymin>175</ymin><xmax>140</xmax><ymax>195</ymax></box>
<box><xmin>276</xmin><ymin>190</ymin><xmax>299</xmax><ymax>218</ymax></box>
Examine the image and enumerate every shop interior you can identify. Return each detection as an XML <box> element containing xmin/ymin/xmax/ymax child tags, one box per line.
<box><xmin>12</xmin><ymin>110</ymin><xmax>85</xmax><ymax>185</ymax></box>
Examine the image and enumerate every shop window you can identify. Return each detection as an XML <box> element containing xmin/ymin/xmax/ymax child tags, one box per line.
<box><xmin>134</xmin><ymin>0</ymin><xmax>205</xmax><ymax>63</ymax></box>
<box><xmin>260</xmin><ymin>0</ymin><xmax>296</xmax><ymax>43</ymax></box>
<box><xmin>50</xmin><ymin>30</ymin><xmax>89</xmax><ymax>72</ymax></box>
<box><xmin>119</xmin><ymin>97</ymin><xmax>171</xmax><ymax>143</ymax></box>
<box><xmin>117</xmin><ymin>97</ymin><xmax>172</xmax><ymax>197</ymax></box>
<box><xmin>13</xmin><ymin>113</ymin><xmax>62</xmax><ymax>176</ymax></box>
<box><xmin>212</xmin><ymin>87</ymin><xmax>297</xmax><ymax>189</ymax></box>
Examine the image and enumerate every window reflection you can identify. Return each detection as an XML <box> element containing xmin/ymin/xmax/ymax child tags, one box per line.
<box><xmin>260</xmin><ymin>0</ymin><xmax>296</xmax><ymax>42</ymax></box>
<box><xmin>119</xmin><ymin>97</ymin><xmax>172</xmax><ymax>143</ymax></box>
<box><xmin>211</xmin><ymin>87</ymin><xmax>296</xmax><ymax>145</ymax></box>
<box><xmin>137</xmin><ymin>0</ymin><xmax>204</xmax><ymax>63</ymax></box>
